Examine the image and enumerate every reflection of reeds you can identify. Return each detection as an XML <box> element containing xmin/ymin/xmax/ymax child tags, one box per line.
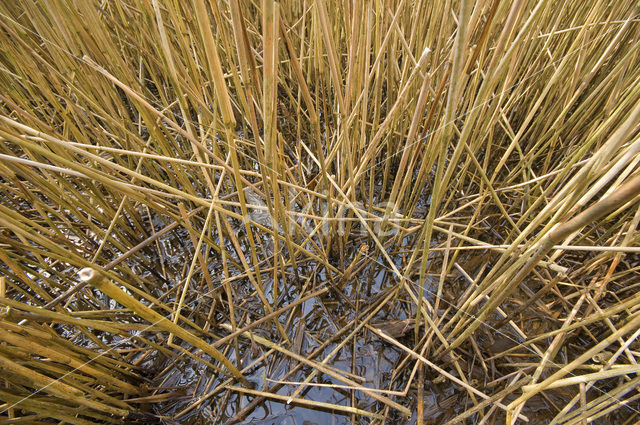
<box><xmin>1</xmin><ymin>0</ymin><xmax>640</xmax><ymax>423</ymax></box>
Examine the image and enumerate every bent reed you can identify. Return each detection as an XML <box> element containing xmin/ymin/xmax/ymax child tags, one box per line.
<box><xmin>1</xmin><ymin>0</ymin><xmax>640</xmax><ymax>423</ymax></box>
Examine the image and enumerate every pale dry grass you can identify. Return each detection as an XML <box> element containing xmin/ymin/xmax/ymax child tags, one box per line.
<box><xmin>0</xmin><ymin>0</ymin><xmax>639</xmax><ymax>423</ymax></box>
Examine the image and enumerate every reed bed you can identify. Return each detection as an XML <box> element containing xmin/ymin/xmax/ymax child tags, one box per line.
<box><xmin>1</xmin><ymin>0</ymin><xmax>640</xmax><ymax>423</ymax></box>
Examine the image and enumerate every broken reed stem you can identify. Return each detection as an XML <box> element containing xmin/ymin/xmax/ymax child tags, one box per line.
<box><xmin>368</xmin><ymin>325</ymin><xmax>529</xmax><ymax>422</ymax></box>
<box><xmin>43</xmin><ymin>206</ymin><xmax>206</xmax><ymax>309</ymax></box>
<box><xmin>219</xmin><ymin>322</ymin><xmax>411</xmax><ymax>418</ymax></box>
<box><xmin>227</xmin><ymin>386</ymin><xmax>384</xmax><ymax>420</ymax></box>
<box><xmin>1</xmin><ymin>1</ymin><xmax>640</xmax><ymax>422</ymax></box>
<box><xmin>443</xmin><ymin>172</ymin><xmax>640</xmax><ymax>355</ymax></box>
<box><xmin>77</xmin><ymin>267</ymin><xmax>248</xmax><ymax>386</ymax></box>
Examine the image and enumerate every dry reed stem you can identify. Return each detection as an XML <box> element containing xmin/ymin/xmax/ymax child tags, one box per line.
<box><xmin>1</xmin><ymin>0</ymin><xmax>640</xmax><ymax>422</ymax></box>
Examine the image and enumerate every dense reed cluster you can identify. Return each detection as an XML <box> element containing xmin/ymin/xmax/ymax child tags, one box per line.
<box><xmin>1</xmin><ymin>0</ymin><xmax>640</xmax><ymax>423</ymax></box>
